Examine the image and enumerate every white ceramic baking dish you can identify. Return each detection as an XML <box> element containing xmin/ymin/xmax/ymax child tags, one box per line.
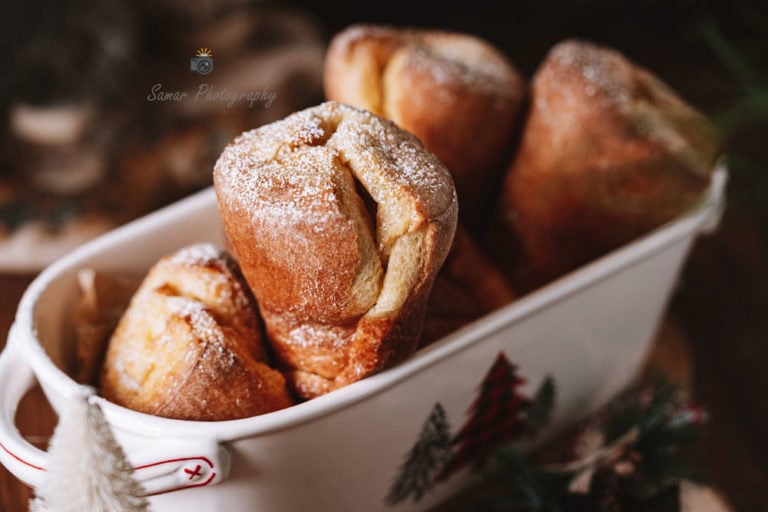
<box><xmin>0</xmin><ymin>168</ymin><xmax>726</xmax><ymax>512</ymax></box>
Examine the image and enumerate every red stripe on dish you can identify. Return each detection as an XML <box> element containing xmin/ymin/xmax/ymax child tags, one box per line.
<box><xmin>0</xmin><ymin>440</ymin><xmax>45</xmax><ymax>471</ymax></box>
<box><xmin>134</xmin><ymin>456</ymin><xmax>214</xmax><ymax>470</ymax></box>
<box><xmin>0</xmin><ymin>444</ymin><xmax>217</xmax><ymax>495</ymax></box>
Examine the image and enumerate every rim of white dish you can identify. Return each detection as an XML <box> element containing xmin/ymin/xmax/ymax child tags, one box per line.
<box><xmin>11</xmin><ymin>168</ymin><xmax>727</xmax><ymax>442</ymax></box>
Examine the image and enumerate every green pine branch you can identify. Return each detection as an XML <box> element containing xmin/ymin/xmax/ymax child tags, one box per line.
<box><xmin>465</xmin><ymin>381</ymin><xmax>705</xmax><ymax>512</ymax></box>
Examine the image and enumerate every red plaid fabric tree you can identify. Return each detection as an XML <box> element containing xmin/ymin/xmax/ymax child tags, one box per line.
<box><xmin>438</xmin><ymin>352</ymin><xmax>531</xmax><ymax>481</ymax></box>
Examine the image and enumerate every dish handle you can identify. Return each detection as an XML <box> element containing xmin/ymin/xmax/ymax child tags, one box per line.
<box><xmin>0</xmin><ymin>337</ymin><xmax>230</xmax><ymax>496</ymax></box>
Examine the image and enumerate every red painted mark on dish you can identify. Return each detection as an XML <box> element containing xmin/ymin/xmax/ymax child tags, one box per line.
<box><xmin>184</xmin><ymin>464</ymin><xmax>203</xmax><ymax>480</ymax></box>
<box><xmin>145</xmin><ymin>472</ymin><xmax>217</xmax><ymax>496</ymax></box>
<box><xmin>135</xmin><ymin>456</ymin><xmax>218</xmax><ymax>495</ymax></box>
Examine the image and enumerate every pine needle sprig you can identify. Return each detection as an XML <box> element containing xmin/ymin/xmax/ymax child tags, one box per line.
<box><xmin>468</xmin><ymin>381</ymin><xmax>706</xmax><ymax>512</ymax></box>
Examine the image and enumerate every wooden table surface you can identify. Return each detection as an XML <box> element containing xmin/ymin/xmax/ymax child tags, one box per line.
<box><xmin>1</xmin><ymin>275</ymin><xmax>56</xmax><ymax>511</ymax></box>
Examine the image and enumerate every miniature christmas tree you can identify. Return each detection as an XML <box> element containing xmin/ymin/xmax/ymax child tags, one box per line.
<box><xmin>438</xmin><ymin>353</ymin><xmax>531</xmax><ymax>481</ymax></box>
<box><xmin>29</xmin><ymin>388</ymin><xmax>149</xmax><ymax>512</ymax></box>
<box><xmin>386</xmin><ymin>403</ymin><xmax>452</xmax><ymax>505</ymax></box>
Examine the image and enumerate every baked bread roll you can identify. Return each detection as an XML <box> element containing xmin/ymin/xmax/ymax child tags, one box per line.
<box><xmin>100</xmin><ymin>243</ymin><xmax>293</xmax><ymax>420</ymax></box>
<box><xmin>324</xmin><ymin>25</ymin><xmax>524</xmax><ymax>223</ymax></box>
<box><xmin>214</xmin><ymin>101</ymin><xmax>458</xmax><ymax>398</ymax></box>
<box><xmin>421</xmin><ymin>225</ymin><xmax>516</xmax><ymax>346</ymax></box>
<box><xmin>500</xmin><ymin>40</ymin><xmax>721</xmax><ymax>289</ymax></box>
<box><xmin>75</xmin><ymin>269</ymin><xmax>141</xmax><ymax>385</ymax></box>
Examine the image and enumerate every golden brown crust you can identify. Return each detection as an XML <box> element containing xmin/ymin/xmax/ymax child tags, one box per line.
<box><xmin>324</xmin><ymin>25</ymin><xmax>525</xmax><ymax>222</ymax></box>
<box><xmin>100</xmin><ymin>243</ymin><xmax>293</xmax><ymax>420</ymax></box>
<box><xmin>214</xmin><ymin>101</ymin><xmax>458</xmax><ymax>398</ymax></box>
<box><xmin>500</xmin><ymin>40</ymin><xmax>721</xmax><ymax>289</ymax></box>
<box><xmin>420</xmin><ymin>225</ymin><xmax>516</xmax><ymax>346</ymax></box>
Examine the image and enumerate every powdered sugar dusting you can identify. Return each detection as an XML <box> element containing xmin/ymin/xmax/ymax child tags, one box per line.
<box><xmin>212</xmin><ymin>101</ymin><xmax>458</xmax><ymax>392</ymax></box>
<box><xmin>332</xmin><ymin>25</ymin><xmax>521</xmax><ymax>96</ymax></box>
<box><xmin>534</xmin><ymin>38</ymin><xmax>720</xmax><ymax>172</ymax></box>
<box><xmin>332</xmin><ymin>24</ymin><xmax>398</xmax><ymax>48</ymax></box>
<box><xmin>418</xmin><ymin>32</ymin><xmax>521</xmax><ymax>95</ymax></box>
<box><xmin>541</xmin><ymin>40</ymin><xmax>639</xmax><ymax>111</ymax></box>
<box><xmin>168</xmin><ymin>243</ymin><xmax>230</xmax><ymax>268</ymax></box>
<box><xmin>214</xmin><ymin>102</ymin><xmax>456</xmax><ymax>232</ymax></box>
<box><xmin>165</xmin><ymin>295</ymin><xmax>238</xmax><ymax>370</ymax></box>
